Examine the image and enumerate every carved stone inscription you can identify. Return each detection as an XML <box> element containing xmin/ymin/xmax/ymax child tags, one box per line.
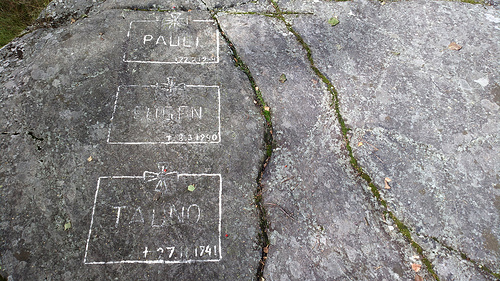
<box><xmin>84</xmin><ymin>167</ymin><xmax>222</xmax><ymax>264</ymax></box>
<box><xmin>86</xmin><ymin>11</ymin><xmax>224</xmax><ymax>267</ymax></box>
<box><xmin>107</xmin><ymin>81</ymin><xmax>220</xmax><ymax>144</ymax></box>
<box><xmin>124</xmin><ymin>13</ymin><xmax>219</xmax><ymax>64</ymax></box>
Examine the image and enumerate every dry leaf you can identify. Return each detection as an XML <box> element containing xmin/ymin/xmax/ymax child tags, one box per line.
<box><xmin>328</xmin><ymin>17</ymin><xmax>340</xmax><ymax>26</ymax></box>
<box><xmin>64</xmin><ymin>221</ymin><xmax>72</xmax><ymax>231</ymax></box>
<box><xmin>384</xmin><ymin>177</ymin><xmax>392</xmax><ymax>189</ymax></box>
<box><xmin>279</xmin><ymin>74</ymin><xmax>287</xmax><ymax>83</ymax></box>
<box><xmin>71</xmin><ymin>18</ymin><xmax>76</xmax><ymax>24</ymax></box>
<box><xmin>415</xmin><ymin>275</ymin><xmax>424</xmax><ymax>281</ymax></box>
<box><xmin>263</xmin><ymin>246</ymin><xmax>269</xmax><ymax>254</ymax></box>
<box><xmin>448</xmin><ymin>42</ymin><xmax>462</xmax><ymax>51</ymax></box>
<box><xmin>412</xmin><ymin>263</ymin><xmax>422</xmax><ymax>272</ymax></box>
<box><xmin>358</xmin><ymin>141</ymin><xmax>363</xmax><ymax>147</ymax></box>
<box><xmin>153</xmin><ymin>192</ymin><xmax>161</xmax><ymax>201</ymax></box>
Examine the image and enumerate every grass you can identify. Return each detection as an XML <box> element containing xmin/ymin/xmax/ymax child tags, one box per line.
<box><xmin>210</xmin><ymin>14</ymin><xmax>273</xmax><ymax>281</ymax></box>
<box><xmin>0</xmin><ymin>0</ymin><xmax>50</xmax><ymax>47</ymax></box>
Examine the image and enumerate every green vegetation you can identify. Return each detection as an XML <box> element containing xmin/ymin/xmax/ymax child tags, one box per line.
<box><xmin>450</xmin><ymin>0</ymin><xmax>484</xmax><ymax>4</ymax></box>
<box><xmin>211</xmin><ymin>14</ymin><xmax>273</xmax><ymax>281</ymax></box>
<box><xmin>431</xmin><ymin>236</ymin><xmax>500</xmax><ymax>278</ymax></box>
<box><xmin>0</xmin><ymin>0</ymin><xmax>50</xmax><ymax>47</ymax></box>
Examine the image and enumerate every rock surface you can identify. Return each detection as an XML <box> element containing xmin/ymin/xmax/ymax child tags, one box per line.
<box><xmin>1</xmin><ymin>0</ymin><xmax>499</xmax><ymax>280</ymax></box>
<box><xmin>1</xmin><ymin>2</ymin><xmax>263</xmax><ymax>280</ymax></box>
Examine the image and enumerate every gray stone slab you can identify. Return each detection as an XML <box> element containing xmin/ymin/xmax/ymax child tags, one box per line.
<box><xmin>219</xmin><ymin>11</ymin><xmax>419</xmax><ymax>281</ymax></box>
<box><xmin>0</xmin><ymin>2</ymin><xmax>263</xmax><ymax>280</ymax></box>
<box><xmin>279</xmin><ymin>0</ymin><xmax>500</xmax><ymax>276</ymax></box>
<box><xmin>2</xmin><ymin>0</ymin><xmax>499</xmax><ymax>280</ymax></box>
<box><xmin>100</xmin><ymin>0</ymin><xmax>252</xmax><ymax>11</ymax></box>
<box><xmin>219</xmin><ymin>0</ymin><xmax>499</xmax><ymax>280</ymax></box>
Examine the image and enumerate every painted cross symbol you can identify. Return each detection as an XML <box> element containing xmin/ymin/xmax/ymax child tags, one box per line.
<box><xmin>143</xmin><ymin>167</ymin><xmax>178</xmax><ymax>193</ymax></box>
<box><xmin>164</xmin><ymin>13</ymin><xmax>187</xmax><ymax>29</ymax></box>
